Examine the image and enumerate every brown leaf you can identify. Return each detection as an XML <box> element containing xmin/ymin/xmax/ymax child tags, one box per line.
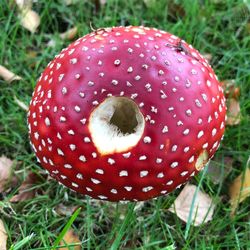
<box><xmin>10</xmin><ymin>172</ymin><xmax>41</xmax><ymax>202</ymax></box>
<box><xmin>59</xmin><ymin>228</ymin><xmax>81</xmax><ymax>250</ymax></box>
<box><xmin>55</xmin><ymin>204</ymin><xmax>79</xmax><ymax>216</ymax></box>
<box><xmin>0</xmin><ymin>220</ymin><xmax>7</xmax><ymax>250</ymax></box>
<box><xmin>60</xmin><ymin>27</ymin><xmax>78</xmax><ymax>40</ymax></box>
<box><xmin>0</xmin><ymin>156</ymin><xmax>14</xmax><ymax>193</ymax></box>
<box><xmin>0</xmin><ymin>65</ymin><xmax>22</xmax><ymax>83</ymax></box>
<box><xmin>207</xmin><ymin>156</ymin><xmax>234</xmax><ymax>184</ymax></box>
<box><xmin>229</xmin><ymin>163</ymin><xmax>250</xmax><ymax>216</ymax></box>
<box><xmin>19</xmin><ymin>9</ymin><xmax>40</xmax><ymax>33</ymax></box>
<box><xmin>226</xmin><ymin>98</ymin><xmax>241</xmax><ymax>126</ymax></box>
<box><xmin>168</xmin><ymin>184</ymin><xmax>215</xmax><ymax>226</ymax></box>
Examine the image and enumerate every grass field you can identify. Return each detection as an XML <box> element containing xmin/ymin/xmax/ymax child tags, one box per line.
<box><xmin>0</xmin><ymin>0</ymin><xmax>250</xmax><ymax>249</ymax></box>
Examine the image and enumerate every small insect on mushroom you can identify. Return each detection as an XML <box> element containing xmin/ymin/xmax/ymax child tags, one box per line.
<box><xmin>27</xmin><ymin>26</ymin><xmax>226</xmax><ymax>202</ymax></box>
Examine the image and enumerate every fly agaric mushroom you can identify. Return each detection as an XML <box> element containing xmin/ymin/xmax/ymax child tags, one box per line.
<box><xmin>27</xmin><ymin>26</ymin><xmax>226</xmax><ymax>201</ymax></box>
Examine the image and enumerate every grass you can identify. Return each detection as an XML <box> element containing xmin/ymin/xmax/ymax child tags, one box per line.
<box><xmin>0</xmin><ymin>0</ymin><xmax>250</xmax><ymax>249</ymax></box>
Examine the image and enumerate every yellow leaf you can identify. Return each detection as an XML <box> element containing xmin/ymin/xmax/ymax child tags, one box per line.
<box><xmin>0</xmin><ymin>219</ymin><xmax>7</xmax><ymax>250</ymax></box>
<box><xmin>0</xmin><ymin>65</ymin><xmax>22</xmax><ymax>83</ymax></box>
<box><xmin>168</xmin><ymin>184</ymin><xmax>215</xmax><ymax>226</ymax></box>
<box><xmin>229</xmin><ymin>165</ymin><xmax>250</xmax><ymax>216</ymax></box>
<box><xmin>59</xmin><ymin>228</ymin><xmax>81</xmax><ymax>250</ymax></box>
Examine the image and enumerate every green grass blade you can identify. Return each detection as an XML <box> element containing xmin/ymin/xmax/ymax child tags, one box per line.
<box><xmin>110</xmin><ymin>203</ymin><xmax>135</xmax><ymax>250</ymax></box>
<box><xmin>9</xmin><ymin>233</ymin><xmax>35</xmax><ymax>250</ymax></box>
<box><xmin>184</xmin><ymin>166</ymin><xmax>208</xmax><ymax>239</ymax></box>
<box><xmin>52</xmin><ymin>207</ymin><xmax>81</xmax><ymax>250</ymax></box>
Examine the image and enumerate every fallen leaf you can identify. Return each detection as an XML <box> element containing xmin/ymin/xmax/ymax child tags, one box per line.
<box><xmin>207</xmin><ymin>156</ymin><xmax>234</xmax><ymax>184</ymax></box>
<box><xmin>14</xmin><ymin>96</ymin><xmax>29</xmax><ymax>111</ymax></box>
<box><xmin>168</xmin><ymin>184</ymin><xmax>215</xmax><ymax>226</ymax></box>
<box><xmin>222</xmin><ymin>80</ymin><xmax>240</xmax><ymax>100</ymax></box>
<box><xmin>19</xmin><ymin>9</ymin><xmax>40</xmax><ymax>33</ymax></box>
<box><xmin>229</xmin><ymin>163</ymin><xmax>250</xmax><ymax>216</ymax></box>
<box><xmin>56</xmin><ymin>204</ymin><xmax>79</xmax><ymax>216</ymax></box>
<box><xmin>0</xmin><ymin>220</ymin><xmax>7</xmax><ymax>250</ymax></box>
<box><xmin>60</xmin><ymin>26</ymin><xmax>78</xmax><ymax>40</ymax></box>
<box><xmin>10</xmin><ymin>172</ymin><xmax>41</xmax><ymax>202</ymax></box>
<box><xmin>59</xmin><ymin>228</ymin><xmax>81</xmax><ymax>250</ymax></box>
<box><xmin>0</xmin><ymin>65</ymin><xmax>22</xmax><ymax>83</ymax></box>
<box><xmin>0</xmin><ymin>156</ymin><xmax>14</xmax><ymax>193</ymax></box>
<box><xmin>226</xmin><ymin>98</ymin><xmax>241</xmax><ymax>126</ymax></box>
<box><xmin>15</xmin><ymin>0</ymin><xmax>40</xmax><ymax>33</ymax></box>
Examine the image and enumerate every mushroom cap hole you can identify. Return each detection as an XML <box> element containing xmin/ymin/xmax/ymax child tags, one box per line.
<box><xmin>89</xmin><ymin>97</ymin><xmax>145</xmax><ymax>155</ymax></box>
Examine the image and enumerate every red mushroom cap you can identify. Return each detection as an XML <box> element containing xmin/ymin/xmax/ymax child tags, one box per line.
<box><xmin>27</xmin><ymin>26</ymin><xmax>226</xmax><ymax>201</ymax></box>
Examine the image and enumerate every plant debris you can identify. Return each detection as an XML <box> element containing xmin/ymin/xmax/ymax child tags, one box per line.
<box><xmin>0</xmin><ymin>65</ymin><xmax>22</xmax><ymax>83</ymax></box>
<box><xmin>10</xmin><ymin>172</ymin><xmax>43</xmax><ymax>202</ymax></box>
<box><xmin>222</xmin><ymin>80</ymin><xmax>240</xmax><ymax>100</ymax></box>
<box><xmin>59</xmin><ymin>26</ymin><xmax>78</xmax><ymax>40</ymax></box>
<box><xmin>0</xmin><ymin>156</ymin><xmax>14</xmax><ymax>193</ymax></box>
<box><xmin>14</xmin><ymin>96</ymin><xmax>29</xmax><ymax>111</ymax></box>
